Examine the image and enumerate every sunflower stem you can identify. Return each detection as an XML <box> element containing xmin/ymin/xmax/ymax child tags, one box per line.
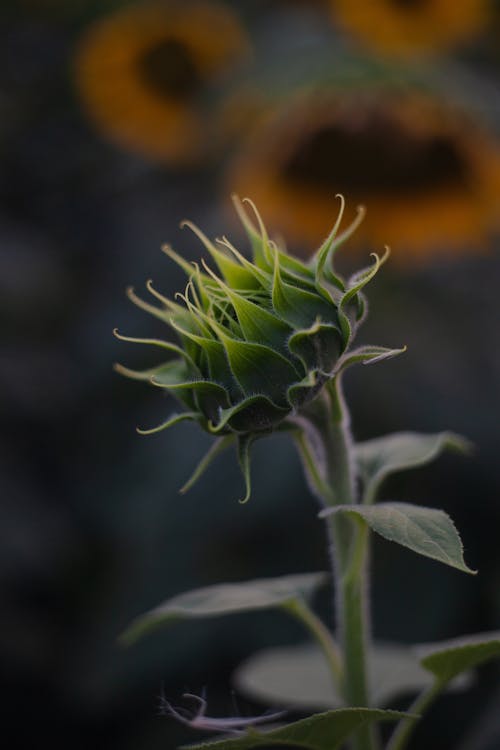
<box><xmin>320</xmin><ymin>377</ymin><xmax>375</xmax><ymax>750</ymax></box>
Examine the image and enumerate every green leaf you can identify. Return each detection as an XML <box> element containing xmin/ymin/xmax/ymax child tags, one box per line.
<box><xmin>321</xmin><ymin>503</ymin><xmax>476</xmax><ymax>574</ymax></box>
<box><xmin>355</xmin><ymin>431</ymin><xmax>471</xmax><ymax>503</ymax></box>
<box><xmin>419</xmin><ymin>632</ymin><xmax>500</xmax><ymax>684</ymax></box>
<box><xmin>121</xmin><ymin>573</ymin><xmax>327</xmax><ymax>645</ymax></box>
<box><xmin>235</xmin><ymin>642</ymin><xmax>469</xmax><ymax>711</ymax></box>
<box><xmin>184</xmin><ymin>708</ymin><xmax>408</xmax><ymax>750</ymax></box>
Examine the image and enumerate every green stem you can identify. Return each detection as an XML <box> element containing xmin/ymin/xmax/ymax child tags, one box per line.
<box><xmin>286</xmin><ymin>598</ymin><xmax>343</xmax><ymax>685</ymax></box>
<box><xmin>324</xmin><ymin>378</ymin><xmax>374</xmax><ymax>750</ymax></box>
<box><xmin>296</xmin><ymin>378</ymin><xmax>375</xmax><ymax>749</ymax></box>
<box><xmin>386</xmin><ymin>680</ymin><xmax>443</xmax><ymax>750</ymax></box>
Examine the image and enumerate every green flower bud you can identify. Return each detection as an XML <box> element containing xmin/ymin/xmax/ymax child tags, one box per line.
<box><xmin>115</xmin><ymin>196</ymin><xmax>402</xmax><ymax>501</ymax></box>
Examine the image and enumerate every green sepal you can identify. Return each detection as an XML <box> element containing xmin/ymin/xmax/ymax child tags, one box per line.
<box><xmin>272</xmin><ymin>249</ymin><xmax>337</xmax><ymax>330</ymax></box>
<box><xmin>204</xmin><ymin>270</ymin><xmax>292</xmax><ymax>353</ymax></box>
<box><xmin>125</xmin><ymin>286</ymin><xmax>171</xmax><ymax>323</ymax></box>
<box><xmin>136</xmin><ymin>411</ymin><xmax>201</xmax><ymax>436</ymax></box>
<box><xmin>274</xmin><ymin>246</ymin><xmax>317</xmax><ymax>290</ymax></box>
<box><xmin>237</xmin><ymin>433</ymin><xmax>255</xmax><ymax>504</ymax></box>
<box><xmin>313</xmin><ymin>194</ymin><xmax>348</xmax><ymax>298</ymax></box>
<box><xmin>114</xmin><ymin>362</ymin><xmax>172</xmax><ymax>383</ymax></box>
<box><xmin>337</xmin><ymin>249</ymin><xmax>389</xmax><ymax>345</ymax></box>
<box><xmin>288</xmin><ymin>321</ymin><xmax>342</xmax><ymax>374</ymax></box>
<box><xmin>355</xmin><ymin>431</ymin><xmax>472</xmax><ymax>504</ymax></box>
<box><xmin>113</xmin><ymin>328</ymin><xmax>197</xmax><ymax>370</ymax></box>
<box><xmin>218</xmin><ymin>335</ymin><xmax>301</xmax><ymax>408</ymax></box>
<box><xmin>419</xmin><ymin>632</ymin><xmax>500</xmax><ymax>684</ymax></box>
<box><xmin>180</xmin><ymin>435</ymin><xmax>235</xmax><ymax>494</ymax></box>
<box><xmin>169</xmin><ymin>321</ymin><xmax>240</xmax><ymax>394</ymax></box>
<box><xmin>209</xmin><ymin>395</ymin><xmax>289</xmax><ymax>434</ymax></box>
<box><xmin>335</xmin><ymin>345</ymin><xmax>406</xmax><ymax>374</ymax></box>
<box><xmin>287</xmin><ymin>370</ymin><xmax>327</xmax><ymax>410</ymax></box>
<box><xmin>184</xmin><ymin>708</ymin><xmax>410</xmax><ymax>750</ymax></box>
<box><xmin>182</xmin><ymin>221</ymin><xmax>262</xmax><ymax>291</ymax></box>
<box><xmin>232</xmin><ymin>195</ymin><xmax>274</xmax><ymax>271</ymax></box>
<box><xmin>229</xmin><ymin>290</ymin><xmax>292</xmax><ymax>352</ymax></box>
<box><xmin>120</xmin><ymin>572</ymin><xmax>327</xmax><ymax>645</ymax></box>
<box><xmin>215</xmin><ymin>235</ymin><xmax>270</xmax><ymax>287</ymax></box>
<box><xmin>151</xmin><ymin>372</ymin><xmax>230</xmax><ymax>424</ymax></box>
<box><xmin>321</xmin><ymin>503</ymin><xmax>476</xmax><ymax>574</ymax></box>
<box><xmin>344</xmin><ymin>248</ymin><xmax>389</xmax><ymax>305</ymax></box>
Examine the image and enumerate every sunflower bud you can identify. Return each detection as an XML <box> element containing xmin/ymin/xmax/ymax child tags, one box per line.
<box><xmin>115</xmin><ymin>196</ymin><xmax>401</xmax><ymax>501</ymax></box>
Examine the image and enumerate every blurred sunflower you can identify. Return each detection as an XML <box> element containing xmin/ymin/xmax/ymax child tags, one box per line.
<box><xmin>227</xmin><ymin>89</ymin><xmax>500</xmax><ymax>262</ymax></box>
<box><xmin>75</xmin><ymin>1</ymin><xmax>250</xmax><ymax>165</ymax></box>
<box><xmin>330</xmin><ymin>0</ymin><xmax>488</xmax><ymax>58</ymax></box>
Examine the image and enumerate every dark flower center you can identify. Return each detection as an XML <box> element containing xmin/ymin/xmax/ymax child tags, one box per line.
<box><xmin>282</xmin><ymin>109</ymin><xmax>468</xmax><ymax>195</ymax></box>
<box><xmin>138</xmin><ymin>38</ymin><xmax>202</xmax><ymax>100</ymax></box>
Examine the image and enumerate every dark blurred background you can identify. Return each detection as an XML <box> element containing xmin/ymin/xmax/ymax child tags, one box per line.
<box><xmin>2</xmin><ymin>1</ymin><xmax>500</xmax><ymax>748</ymax></box>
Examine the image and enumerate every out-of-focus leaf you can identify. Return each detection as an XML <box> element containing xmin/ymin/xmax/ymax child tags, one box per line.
<box><xmin>235</xmin><ymin>642</ymin><xmax>470</xmax><ymax>710</ymax></box>
<box><xmin>355</xmin><ymin>431</ymin><xmax>471</xmax><ymax>502</ymax></box>
<box><xmin>419</xmin><ymin>632</ymin><xmax>500</xmax><ymax>683</ymax></box>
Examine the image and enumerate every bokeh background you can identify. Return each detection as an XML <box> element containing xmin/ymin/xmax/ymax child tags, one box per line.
<box><xmin>3</xmin><ymin>1</ymin><xmax>500</xmax><ymax>748</ymax></box>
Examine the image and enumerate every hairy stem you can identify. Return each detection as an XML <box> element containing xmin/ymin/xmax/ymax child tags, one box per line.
<box><xmin>323</xmin><ymin>378</ymin><xmax>374</xmax><ymax>750</ymax></box>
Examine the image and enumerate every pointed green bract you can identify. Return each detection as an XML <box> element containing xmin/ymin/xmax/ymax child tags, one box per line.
<box><xmin>120</xmin><ymin>573</ymin><xmax>327</xmax><ymax>645</ymax></box>
<box><xmin>210</xmin><ymin>395</ymin><xmax>289</xmax><ymax>434</ymax></box>
<box><xmin>336</xmin><ymin>345</ymin><xmax>406</xmax><ymax>374</ymax></box>
<box><xmin>289</xmin><ymin>322</ymin><xmax>343</xmax><ymax>374</ymax></box>
<box><xmin>322</xmin><ymin>503</ymin><xmax>476</xmax><ymax>574</ymax></box>
<box><xmin>221</xmin><ymin>337</ymin><xmax>301</xmax><ymax>407</ymax></box>
<box><xmin>137</xmin><ymin>411</ymin><xmax>201</xmax><ymax>436</ymax></box>
<box><xmin>180</xmin><ymin>435</ymin><xmax>235</xmax><ymax>494</ymax></box>
<box><xmin>184</xmin><ymin>708</ymin><xmax>409</xmax><ymax>750</ymax></box>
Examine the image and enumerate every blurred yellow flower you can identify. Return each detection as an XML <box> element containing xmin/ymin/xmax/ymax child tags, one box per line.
<box><xmin>75</xmin><ymin>1</ymin><xmax>250</xmax><ymax>165</ymax></box>
<box><xmin>330</xmin><ymin>0</ymin><xmax>488</xmax><ymax>58</ymax></box>
<box><xmin>227</xmin><ymin>89</ymin><xmax>500</xmax><ymax>263</ymax></box>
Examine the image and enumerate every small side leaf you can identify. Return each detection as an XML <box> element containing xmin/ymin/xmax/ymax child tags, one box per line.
<box><xmin>321</xmin><ymin>503</ymin><xmax>476</xmax><ymax>574</ymax></box>
<box><xmin>419</xmin><ymin>632</ymin><xmax>500</xmax><ymax>684</ymax></box>
<box><xmin>184</xmin><ymin>708</ymin><xmax>408</xmax><ymax>750</ymax></box>
<box><xmin>355</xmin><ymin>431</ymin><xmax>471</xmax><ymax>503</ymax></box>
<box><xmin>121</xmin><ymin>573</ymin><xmax>327</xmax><ymax>645</ymax></box>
